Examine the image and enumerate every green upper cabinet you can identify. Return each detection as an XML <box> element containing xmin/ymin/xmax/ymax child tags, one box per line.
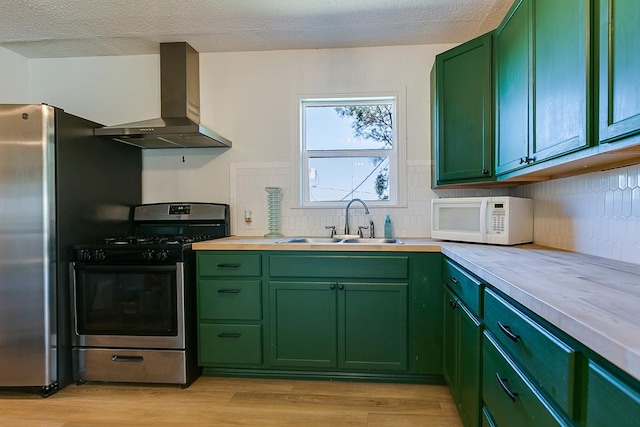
<box><xmin>533</xmin><ymin>0</ymin><xmax>590</xmax><ymax>161</ymax></box>
<box><xmin>598</xmin><ymin>0</ymin><xmax>640</xmax><ymax>144</ymax></box>
<box><xmin>495</xmin><ymin>0</ymin><xmax>531</xmax><ymax>175</ymax></box>
<box><xmin>432</xmin><ymin>32</ymin><xmax>494</xmax><ymax>185</ymax></box>
<box><xmin>496</xmin><ymin>0</ymin><xmax>592</xmax><ymax>176</ymax></box>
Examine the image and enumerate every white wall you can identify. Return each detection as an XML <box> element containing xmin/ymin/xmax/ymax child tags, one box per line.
<box><xmin>0</xmin><ymin>47</ymin><xmax>30</xmax><ymax>102</ymax></box>
<box><xmin>14</xmin><ymin>44</ymin><xmax>640</xmax><ymax>264</ymax></box>
<box><xmin>25</xmin><ymin>44</ymin><xmax>455</xmax><ymax>235</ymax></box>
<box><xmin>28</xmin><ymin>54</ymin><xmax>160</xmax><ymax>124</ymax></box>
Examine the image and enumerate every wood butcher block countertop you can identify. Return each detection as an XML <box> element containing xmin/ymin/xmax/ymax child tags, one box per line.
<box><xmin>193</xmin><ymin>236</ymin><xmax>640</xmax><ymax>382</ymax></box>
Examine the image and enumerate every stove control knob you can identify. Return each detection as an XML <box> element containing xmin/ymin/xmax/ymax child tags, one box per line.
<box><xmin>77</xmin><ymin>249</ymin><xmax>91</xmax><ymax>261</ymax></box>
<box><xmin>94</xmin><ymin>250</ymin><xmax>106</xmax><ymax>261</ymax></box>
<box><xmin>156</xmin><ymin>250</ymin><xmax>169</xmax><ymax>261</ymax></box>
<box><xmin>142</xmin><ymin>250</ymin><xmax>155</xmax><ymax>261</ymax></box>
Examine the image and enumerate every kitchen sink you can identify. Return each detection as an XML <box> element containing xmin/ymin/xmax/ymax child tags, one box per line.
<box><xmin>340</xmin><ymin>238</ymin><xmax>403</xmax><ymax>244</ymax></box>
<box><xmin>276</xmin><ymin>237</ymin><xmax>402</xmax><ymax>244</ymax></box>
<box><xmin>276</xmin><ymin>237</ymin><xmax>343</xmax><ymax>244</ymax></box>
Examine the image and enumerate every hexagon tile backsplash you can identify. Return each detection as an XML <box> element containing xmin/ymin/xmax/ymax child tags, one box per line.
<box><xmin>230</xmin><ymin>161</ymin><xmax>640</xmax><ymax>265</ymax></box>
<box><xmin>515</xmin><ymin>164</ymin><xmax>640</xmax><ymax>265</ymax></box>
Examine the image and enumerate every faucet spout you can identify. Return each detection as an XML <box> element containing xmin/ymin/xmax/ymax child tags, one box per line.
<box><xmin>344</xmin><ymin>198</ymin><xmax>369</xmax><ymax>235</ymax></box>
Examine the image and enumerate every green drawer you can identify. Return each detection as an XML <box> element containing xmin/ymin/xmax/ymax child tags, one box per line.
<box><xmin>482</xmin><ymin>406</ymin><xmax>496</xmax><ymax>427</ymax></box>
<box><xmin>586</xmin><ymin>361</ymin><xmax>640</xmax><ymax>427</ymax></box>
<box><xmin>199</xmin><ymin>280</ymin><xmax>261</xmax><ymax>320</ymax></box>
<box><xmin>483</xmin><ymin>288</ymin><xmax>576</xmax><ymax>417</ymax></box>
<box><xmin>482</xmin><ymin>333</ymin><xmax>567</xmax><ymax>427</ymax></box>
<box><xmin>199</xmin><ymin>324</ymin><xmax>262</xmax><ymax>366</ymax></box>
<box><xmin>443</xmin><ymin>258</ymin><xmax>482</xmax><ymax>317</ymax></box>
<box><xmin>198</xmin><ymin>253</ymin><xmax>261</xmax><ymax>277</ymax></box>
<box><xmin>269</xmin><ymin>254</ymin><xmax>409</xmax><ymax>279</ymax></box>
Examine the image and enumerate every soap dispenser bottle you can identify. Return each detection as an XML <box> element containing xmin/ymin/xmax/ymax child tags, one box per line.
<box><xmin>384</xmin><ymin>215</ymin><xmax>393</xmax><ymax>238</ymax></box>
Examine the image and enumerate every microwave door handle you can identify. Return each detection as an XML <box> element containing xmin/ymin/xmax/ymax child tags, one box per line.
<box><xmin>479</xmin><ymin>199</ymin><xmax>488</xmax><ymax>242</ymax></box>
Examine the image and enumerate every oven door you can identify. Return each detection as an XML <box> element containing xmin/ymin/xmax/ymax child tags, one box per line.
<box><xmin>70</xmin><ymin>263</ymin><xmax>185</xmax><ymax>349</ymax></box>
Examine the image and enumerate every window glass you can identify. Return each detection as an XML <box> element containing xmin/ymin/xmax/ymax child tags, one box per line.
<box><xmin>301</xmin><ymin>97</ymin><xmax>397</xmax><ymax>205</ymax></box>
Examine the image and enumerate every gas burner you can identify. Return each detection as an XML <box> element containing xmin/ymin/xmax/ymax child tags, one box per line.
<box><xmin>104</xmin><ymin>237</ymin><xmax>135</xmax><ymax>245</ymax></box>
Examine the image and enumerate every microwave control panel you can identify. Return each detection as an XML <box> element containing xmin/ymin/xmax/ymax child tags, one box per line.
<box><xmin>490</xmin><ymin>203</ymin><xmax>506</xmax><ymax>234</ymax></box>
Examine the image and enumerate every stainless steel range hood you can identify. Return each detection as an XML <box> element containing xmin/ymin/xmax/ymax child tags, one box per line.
<box><xmin>94</xmin><ymin>42</ymin><xmax>231</xmax><ymax>149</ymax></box>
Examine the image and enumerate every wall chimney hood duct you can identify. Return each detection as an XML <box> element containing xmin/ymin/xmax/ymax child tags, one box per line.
<box><xmin>94</xmin><ymin>42</ymin><xmax>231</xmax><ymax>149</ymax></box>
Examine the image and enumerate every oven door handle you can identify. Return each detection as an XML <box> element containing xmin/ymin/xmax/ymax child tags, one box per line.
<box><xmin>72</xmin><ymin>264</ymin><xmax>177</xmax><ymax>273</ymax></box>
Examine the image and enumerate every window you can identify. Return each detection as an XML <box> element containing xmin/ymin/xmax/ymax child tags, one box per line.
<box><xmin>300</xmin><ymin>96</ymin><xmax>399</xmax><ymax>207</ymax></box>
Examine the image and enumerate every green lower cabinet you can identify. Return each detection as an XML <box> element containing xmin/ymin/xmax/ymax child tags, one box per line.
<box><xmin>482</xmin><ymin>406</ymin><xmax>497</xmax><ymax>427</ymax></box>
<box><xmin>484</xmin><ymin>288</ymin><xmax>576</xmax><ymax>417</ymax></box>
<box><xmin>269</xmin><ymin>280</ymin><xmax>408</xmax><ymax>371</ymax></box>
<box><xmin>444</xmin><ymin>287</ymin><xmax>482</xmax><ymax>427</ymax></box>
<box><xmin>269</xmin><ymin>281</ymin><xmax>337</xmax><ymax>368</ymax></box>
<box><xmin>339</xmin><ymin>282</ymin><xmax>408</xmax><ymax>371</ymax></box>
<box><xmin>199</xmin><ymin>324</ymin><xmax>262</xmax><ymax>365</ymax></box>
<box><xmin>197</xmin><ymin>250</ymin><xmax>442</xmax><ymax>382</ymax></box>
<box><xmin>585</xmin><ymin>361</ymin><xmax>640</xmax><ymax>427</ymax></box>
<box><xmin>483</xmin><ymin>332</ymin><xmax>568</xmax><ymax>426</ymax></box>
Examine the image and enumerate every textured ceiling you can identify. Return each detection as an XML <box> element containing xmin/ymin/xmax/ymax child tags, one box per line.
<box><xmin>0</xmin><ymin>0</ymin><xmax>512</xmax><ymax>58</ymax></box>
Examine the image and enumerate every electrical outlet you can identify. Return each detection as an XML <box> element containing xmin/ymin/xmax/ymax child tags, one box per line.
<box><xmin>243</xmin><ymin>210</ymin><xmax>254</xmax><ymax>230</ymax></box>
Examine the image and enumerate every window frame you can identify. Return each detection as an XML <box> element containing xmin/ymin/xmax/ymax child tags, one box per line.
<box><xmin>297</xmin><ymin>94</ymin><xmax>405</xmax><ymax>208</ymax></box>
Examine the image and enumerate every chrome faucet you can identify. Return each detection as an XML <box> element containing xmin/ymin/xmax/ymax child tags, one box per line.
<box><xmin>344</xmin><ymin>198</ymin><xmax>369</xmax><ymax>235</ymax></box>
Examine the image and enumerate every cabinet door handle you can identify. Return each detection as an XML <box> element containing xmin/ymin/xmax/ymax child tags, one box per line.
<box><xmin>330</xmin><ymin>284</ymin><xmax>336</xmax><ymax>290</ymax></box>
<box><xmin>217</xmin><ymin>333</ymin><xmax>242</xmax><ymax>338</ymax></box>
<box><xmin>111</xmin><ymin>355</ymin><xmax>144</xmax><ymax>363</ymax></box>
<box><xmin>449</xmin><ymin>276</ymin><xmax>460</xmax><ymax>285</ymax></box>
<box><xmin>217</xmin><ymin>263</ymin><xmax>240</xmax><ymax>268</ymax></box>
<box><xmin>497</xmin><ymin>321</ymin><xmax>520</xmax><ymax>343</ymax></box>
<box><xmin>217</xmin><ymin>289</ymin><xmax>241</xmax><ymax>294</ymax></box>
<box><xmin>495</xmin><ymin>373</ymin><xmax>518</xmax><ymax>402</ymax></box>
<box><xmin>448</xmin><ymin>299</ymin><xmax>458</xmax><ymax>309</ymax></box>
<box><xmin>481</xmin><ymin>169</ymin><xmax>490</xmax><ymax>175</ymax></box>
<box><xmin>519</xmin><ymin>156</ymin><xmax>535</xmax><ymax>165</ymax></box>
<box><xmin>338</xmin><ymin>284</ymin><xmax>345</xmax><ymax>291</ymax></box>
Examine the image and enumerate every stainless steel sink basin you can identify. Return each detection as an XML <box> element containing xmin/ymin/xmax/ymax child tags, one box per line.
<box><xmin>276</xmin><ymin>237</ymin><xmax>343</xmax><ymax>244</ymax></box>
<box><xmin>340</xmin><ymin>238</ymin><xmax>403</xmax><ymax>244</ymax></box>
<box><xmin>276</xmin><ymin>237</ymin><xmax>402</xmax><ymax>244</ymax></box>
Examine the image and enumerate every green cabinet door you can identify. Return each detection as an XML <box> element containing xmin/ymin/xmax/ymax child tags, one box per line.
<box><xmin>443</xmin><ymin>286</ymin><xmax>482</xmax><ymax>427</ymax></box>
<box><xmin>339</xmin><ymin>283</ymin><xmax>408</xmax><ymax>371</ymax></box>
<box><xmin>598</xmin><ymin>0</ymin><xmax>640</xmax><ymax>143</ymax></box>
<box><xmin>458</xmin><ymin>302</ymin><xmax>482</xmax><ymax>427</ymax></box>
<box><xmin>496</xmin><ymin>0</ymin><xmax>591</xmax><ymax>176</ymax></box>
<box><xmin>533</xmin><ymin>0</ymin><xmax>591</xmax><ymax>162</ymax></box>
<box><xmin>269</xmin><ymin>281</ymin><xmax>337</xmax><ymax>368</ymax></box>
<box><xmin>269</xmin><ymin>281</ymin><xmax>409</xmax><ymax>371</ymax></box>
<box><xmin>434</xmin><ymin>32</ymin><xmax>493</xmax><ymax>185</ymax></box>
<box><xmin>586</xmin><ymin>361</ymin><xmax>640</xmax><ymax>427</ymax></box>
<box><xmin>443</xmin><ymin>288</ymin><xmax>458</xmax><ymax>396</ymax></box>
<box><xmin>495</xmin><ymin>0</ymin><xmax>531</xmax><ymax>175</ymax></box>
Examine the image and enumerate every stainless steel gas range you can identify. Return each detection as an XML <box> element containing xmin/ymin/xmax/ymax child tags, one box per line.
<box><xmin>70</xmin><ymin>202</ymin><xmax>229</xmax><ymax>388</ymax></box>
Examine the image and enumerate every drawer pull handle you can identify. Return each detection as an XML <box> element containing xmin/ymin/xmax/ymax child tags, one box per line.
<box><xmin>497</xmin><ymin>321</ymin><xmax>520</xmax><ymax>343</ymax></box>
<box><xmin>495</xmin><ymin>373</ymin><xmax>518</xmax><ymax>402</ymax></box>
<box><xmin>217</xmin><ymin>263</ymin><xmax>240</xmax><ymax>268</ymax></box>
<box><xmin>218</xmin><ymin>333</ymin><xmax>242</xmax><ymax>338</ymax></box>
<box><xmin>111</xmin><ymin>355</ymin><xmax>143</xmax><ymax>363</ymax></box>
<box><xmin>449</xmin><ymin>276</ymin><xmax>460</xmax><ymax>285</ymax></box>
<box><xmin>448</xmin><ymin>299</ymin><xmax>458</xmax><ymax>309</ymax></box>
<box><xmin>217</xmin><ymin>289</ymin><xmax>241</xmax><ymax>294</ymax></box>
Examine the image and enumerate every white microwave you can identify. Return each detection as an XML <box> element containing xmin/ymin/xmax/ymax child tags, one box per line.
<box><xmin>431</xmin><ymin>196</ymin><xmax>533</xmax><ymax>245</ymax></box>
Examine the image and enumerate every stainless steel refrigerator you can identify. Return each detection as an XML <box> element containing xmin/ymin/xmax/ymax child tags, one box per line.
<box><xmin>0</xmin><ymin>104</ymin><xmax>142</xmax><ymax>396</ymax></box>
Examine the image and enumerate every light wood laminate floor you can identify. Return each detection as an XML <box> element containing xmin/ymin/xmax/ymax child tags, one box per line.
<box><xmin>0</xmin><ymin>377</ymin><xmax>462</xmax><ymax>426</ymax></box>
